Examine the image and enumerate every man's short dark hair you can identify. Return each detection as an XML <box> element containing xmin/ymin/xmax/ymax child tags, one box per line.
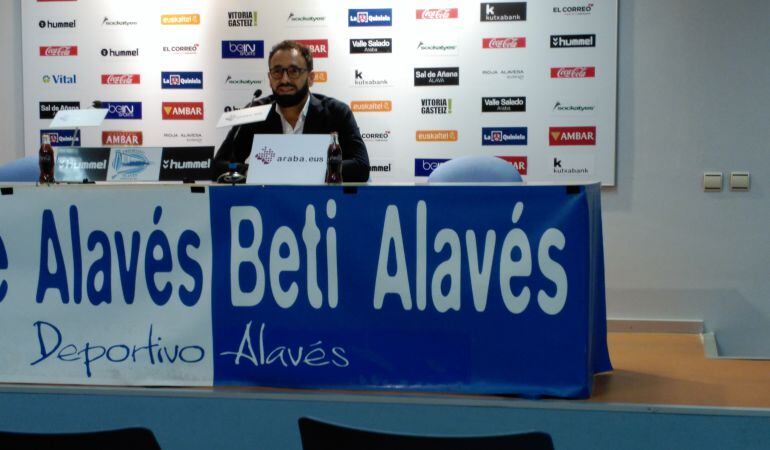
<box><xmin>269</xmin><ymin>40</ymin><xmax>313</xmax><ymax>71</ymax></box>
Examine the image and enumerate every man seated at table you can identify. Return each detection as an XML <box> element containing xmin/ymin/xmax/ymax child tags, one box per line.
<box><xmin>214</xmin><ymin>40</ymin><xmax>370</xmax><ymax>182</ymax></box>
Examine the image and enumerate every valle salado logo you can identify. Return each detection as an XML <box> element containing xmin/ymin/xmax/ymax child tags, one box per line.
<box><xmin>482</xmin><ymin>97</ymin><xmax>526</xmax><ymax>112</ymax></box>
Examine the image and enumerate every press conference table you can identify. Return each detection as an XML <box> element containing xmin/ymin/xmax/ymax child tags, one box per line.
<box><xmin>0</xmin><ymin>182</ymin><xmax>610</xmax><ymax>399</ymax></box>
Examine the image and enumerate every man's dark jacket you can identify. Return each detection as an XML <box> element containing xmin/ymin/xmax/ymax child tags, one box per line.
<box><xmin>214</xmin><ymin>93</ymin><xmax>370</xmax><ymax>182</ymax></box>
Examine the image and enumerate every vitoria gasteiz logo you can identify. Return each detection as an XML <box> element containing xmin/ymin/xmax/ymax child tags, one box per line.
<box><xmin>103</xmin><ymin>102</ymin><xmax>142</xmax><ymax>120</ymax></box>
<box><xmin>482</xmin><ymin>127</ymin><xmax>528</xmax><ymax>146</ymax></box>
<box><xmin>349</xmin><ymin>8</ymin><xmax>392</xmax><ymax>26</ymax></box>
<box><xmin>161</xmin><ymin>71</ymin><xmax>203</xmax><ymax>89</ymax></box>
<box><xmin>221</xmin><ymin>40</ymin><xmax>264</xmax><ymax>58</ymax></box>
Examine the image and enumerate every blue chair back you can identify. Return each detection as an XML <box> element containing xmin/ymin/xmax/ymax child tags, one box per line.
<box><xmin>0</xmin><ymin>156</ymin><xmax>39</xmax><ymax>182</ymax></box>
<box><xmin>427</xmin><ymin>155</ymin><xmax>522</xmax><ymax>183</ymax></box>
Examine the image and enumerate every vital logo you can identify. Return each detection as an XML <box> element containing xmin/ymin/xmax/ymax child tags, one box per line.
<box><xmin>350</xmin><ymin>101</ymin><xmax>392</xmax><ymax>112</ymax></box>
<box><xmin>551</xmin><ymin>34</ymin><xmax>596</xmax><ymax>48</ymax></box>
<box><xmin>481</xmin><ymin>2</ymin><xmax>526</xmax><ymax>21</ymax></box>
<box><xmin>39</xmin><ymin>46</ymin><xmax>77</xmax><ymax>57</ymax></box>
<box><xmin>414</xmin><ymin>158</ymin><xmax>450</xmax><ymax>177</ymax></box>
<box><xmin>100</xmin><ymin>48</ymin><xmax>139</xmax><ymax>57</ymax></box>
<box><xmin>350</xmin><ymin>38</ymin><xmax>392</xmax><ymax>54</ymax></box>
<box><xmin>42</xmin><ymin>74</ymin><xmax>77</xmax><ymax>85</ymax></box>
<box><xmin>483</xmin><ymin>37</ymin><xmax>526</xmax><ymax>48</ymax></box>
<box><xmin>351</xmin><ymin>69</ymin><xmax>392</xmax><ymax>87</ymax></box>
<box><xmin>420</xmin><ymin>98</ymin><xmax>453</xmax><ymax>114</ymax></box>
<box><xmin>161</xmin><ymin>71</ymin><xmax>203</xmax><ymax>89</ymax></box>
<box><xmin>482</xmin><ymin>127</ymin><xmax>528</xmax><ymax>146</ymax></box>
<box><xmin>416</xmin><ymin>130</ymin><xmax>458</xmax><ymax>142</ymax></box>
<box><xmin>101</xmin><ymin>16</ymin><xmax>139</xmax><ymax>27</ymax></box>
<box><xmin>222</xmin><ymin>40</ymin><xmax>264</xmax><ymax>58</ymax></box>
<box><xmin>549</xmin><ymin>126</ymin><xmax>597</xmax><ymax>145</ymax></box>
<box><xmin>361</xmin><ymin>130</ymin><xmax>391</xmax><ymax>142</ymax></box>
<box><xmin>101</xmin><ymin>74</ymin><xmax>140</xmax><ymax>85</ymax></box>
<box><xmin>295</xmin><ymin>39</ymin><xmax>329</xmax><ymax>58</ymax></box>
<box><xmin>224</xmin><ymin>74</ymin><xmax>265</xmax><ymax>90</ymax></box>
<box><xmin>102</xmin><ymin>131</ymin><xmax>143</xmax><ymax>146</ymax></box>
<box><xmin>497</xmin><ymin>156</ymin><xmax>527</xmax><ymax>175</ymax></box>
<box><xmin>551</xmin><ymin>66</ymin><xmax>596</xmax><ymax>78</ymax></box>
<box><xmin>111</xmin><ymin>149</ymin><xmax>152</xmax><ymax>179</ymax></box>
<box><xmin>162</xmin><ymin>43</ymin><xmax>200</xmax><ymax>55</ymax></box>
<box><xmin>552</xmin><ymin>101</ymin><xmax>597</xmax><ymax>115</ymax></box>
<box><xmin>416</xmin><ymin>8</ymin><xmax>459</xmax><ymax>20</ymax></box>
<box><xmin>40</xmin><ymin>129</ymin><xmax>81</xmax><ymax>147</ymax></box>
<box><xmin>349</xmin><ymin>8</ymin><xmax>393</xmax><ymax>27</ymax></box>
<box><xmin>414</xmin><ymin>67</ymin><xmax>460</xmax><ymax>86</ymax></box>
<box><xmin>162</xmin><ymin>102</ymin><xmax>204</xmax><ymax>120</ymax></box>
<box><xmin>103</xmin><ymin>102</ymin><xmax>142</xmax><ymax>120</ymax></box>
<box><xmin>553</xmin><ymin>3</ymin><xmax>595</xmax><ymax>15</ymax></box>
<box><xmin>38</xmin><ymin>19</ymin><xmax>77</xmax><ymax>29</ymax></box>
<box><xmin>161</xmin><ymin>14</ymin><xmax>200</xmax><ymax>25</ymax></box>
<box><xmin>39</xmin><ymin>101</ymin><xmax>80</xmax><ymax>119</ymax></box>
<box><xmin>227</xmin><ymin>11</ymin><xmax>257</xmax><ymax>27</ymax></box>
<box><xmin>482</xmin><ymin>97</ymin><xmax>526</xmax><ymax>112</ymax></box>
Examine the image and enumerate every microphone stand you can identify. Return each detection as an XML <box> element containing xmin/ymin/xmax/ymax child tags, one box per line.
<box><xmin>217</xmin><ymin>89</ymin><xmax>264</xmax><ymax>184</ymax></box>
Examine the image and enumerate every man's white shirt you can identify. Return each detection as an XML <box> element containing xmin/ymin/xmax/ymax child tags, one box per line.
<box><xmin>276</xmin><ymin>96</ymin><xmax>311</xmax><ymax>134</ymax></box>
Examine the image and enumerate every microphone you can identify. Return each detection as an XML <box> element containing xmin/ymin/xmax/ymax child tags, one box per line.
<box><xmin>249</xmin><ymin>89</ymin><xmax>263</xmax><ymax>106</ymax></box>
<box><xmin>92</xmin><ymin>100</ymin><xmax>106</xmax><ymax>109</ymax></box>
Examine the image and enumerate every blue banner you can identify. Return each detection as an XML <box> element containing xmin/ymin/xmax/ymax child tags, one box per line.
<box><xmin>209</xmin><ymin>184</ymin><xmax>611</xmax><ymax>398</ymax></box>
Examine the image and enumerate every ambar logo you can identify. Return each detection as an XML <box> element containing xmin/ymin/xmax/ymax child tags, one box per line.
<box><xmin>497</xmin><ymin>156</ymin><xmax>528</xmax><ymax>175</ymax></box>
<box><xmin>161</xmin><ymin>14</ymin><xmax>200</xmax><ymax>25</ymax></box>
<box><xmin>549</xmin><ymin>126</ymin><xmax>596</xmax><ymax>145</ymax></box>
<box><xmin>295</xmin><ymin>39</ymin><xmax>328</xmax><ymax>58</ymax></box>
<box><xmin>102</xmin><ymin>131</ymin><xmax>143</xmax><ymax>146</ymax></box>
<box><xmin>416</xmin><ymin>130</ymin><xmax>458</xmax><ymax>142</ymax></box>
<box><xmin>351</xmin><ymin>101</ymin><xmax>392</xmax><ymax>112</ymax></box>
<box><xmin>162</xmin><ymin>102</ymin><xmax>204</xmax><ymax>120</ymax></box>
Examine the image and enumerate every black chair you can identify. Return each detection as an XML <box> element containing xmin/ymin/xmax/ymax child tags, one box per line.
<box><xmin>0</xmin><ymin>427</ymin><xmax>161</xmax><ymax>450</ymax></box>
<box><xmin>298</xmin><ymin>417</ymin><xmax>554</xmax><ymax>450</ymax></box>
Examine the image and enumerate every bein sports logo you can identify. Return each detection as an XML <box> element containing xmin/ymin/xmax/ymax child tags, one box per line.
<box><xmin>222</xmin><ymin>40</ymin><xmax>265</xmax><ymax>58</ymax></box>
<box><xmin>255</xmin><ymin>147</ymin><xmax>276</xmax><ymax>165</ymax></box>
<box><xmin>349</xmin><ymin>8</ymin><xmax>392</xmax><ymax>26</ymax></box>
<box><xmin>414</xmin><ymin>158</ymin><xmax>449</xmax><ymax>177</ymax></box>
<box><xmin>104</xmin><ymin>102</ymin><xmax>142</xmax><ymax>120</ymax></box>
<box><xmin>111</xmin><ymin>149</ymin><xmax>151</xmax><ymax>179</ymax></box>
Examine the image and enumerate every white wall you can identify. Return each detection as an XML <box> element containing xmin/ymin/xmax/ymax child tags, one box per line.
<box><xmin>0</xmin><ymin>0</ymin><xmax>24</xmax><ymax>164</ymax></box>
<box><xmin>1</xmin><ymin>0</ymin><xmax>769</xmax><ymax>356</ymax></box>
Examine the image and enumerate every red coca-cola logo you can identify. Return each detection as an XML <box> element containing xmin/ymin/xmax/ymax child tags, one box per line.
<box><xmin>416</xmin><ymin>8</ymin><xmax>459</xmax><ymax>19</ymax></box>
<box><xmin>101</xmin><ymin>74</ymin><xmax>141</xmax><ymax>85</ymax></box>
<box><xmin>551</xmin><ymin>67</ymin><xmax>596</xmax><ymax>78</ymax></box>
<box><xmin>39</xmin><ymin>46</ymin><xmax>78</xmax><ymax>57</ymax></box>
<box><xmin>483</xmin><ymin>38</ymin><xmax>526</xmax><ymax>49</ymax></box>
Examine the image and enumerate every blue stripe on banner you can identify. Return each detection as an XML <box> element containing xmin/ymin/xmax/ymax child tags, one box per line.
<box><xmin>209</xmin><ymin>185</ymin><xmax>610</xmax><ymax>398</ymax></box>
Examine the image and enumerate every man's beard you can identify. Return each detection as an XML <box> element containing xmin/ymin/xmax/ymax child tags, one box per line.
<box><xmin>273</xmin><ymin>80</ymin><xmax>310</xmax><ymax>108</ymax></box>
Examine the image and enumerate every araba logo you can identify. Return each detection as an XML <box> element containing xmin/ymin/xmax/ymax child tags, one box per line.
<box><xmin>551</xmin><ymin>67</ymin><xmax>596</xmax><ymax>78</ymax></box>
<box><xmin>40</xmin><ymin>46</ymin><xmax>77</xmax><ymax>56</ymax></box>
<box><xmin>483</xmin><ymin>37</ymin><xmax>526</xmax><ymax>48</ymax></box>
<box><xmin>416</xmin><ymin>8</ymin><xmax>458</xmax><ymax>20</ymax></box>
<box><xmin>101</xmin><ymin>74</ymin><xmax>141</xmax><ymax>85</ymax></box>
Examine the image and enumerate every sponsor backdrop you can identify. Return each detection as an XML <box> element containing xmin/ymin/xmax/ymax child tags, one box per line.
<box><xmin>22</xmin><ymin>0</ymin><xmax>617</xmax><ymax>185</ymax></box>
<box><xmin>0</xmin><ymin>184</ymin><xmax>610</xmax><ymax>396</ymax></box>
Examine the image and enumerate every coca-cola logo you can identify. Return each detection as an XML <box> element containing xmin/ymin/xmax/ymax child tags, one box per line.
<box><xmin>551</xmin><ymin>66</ymin><xmax>596</xmax><ymax>78</ymax></box>
<box><xmin>39</xmin><ymin>46</ymin><xmax>77</xmax><ymax>57</ymax></box>
<box><xmin>483</xmin><ymin>37</ymin><xmax>526</xmax><ymax>49</ymax></box>
<box><xmin>416</xmin><ymin>8</ymin><xmax>459</xmax><ymax>19</ymax></box>
<box><xmin>101</xmin><ymin>74</ymin><xmax>141</xmax><ymax>85</ymax></box>
<box><xmin>255</xmin><ymin>147</ymin><xmax>276</xmax><ymax>165</ymax></box>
